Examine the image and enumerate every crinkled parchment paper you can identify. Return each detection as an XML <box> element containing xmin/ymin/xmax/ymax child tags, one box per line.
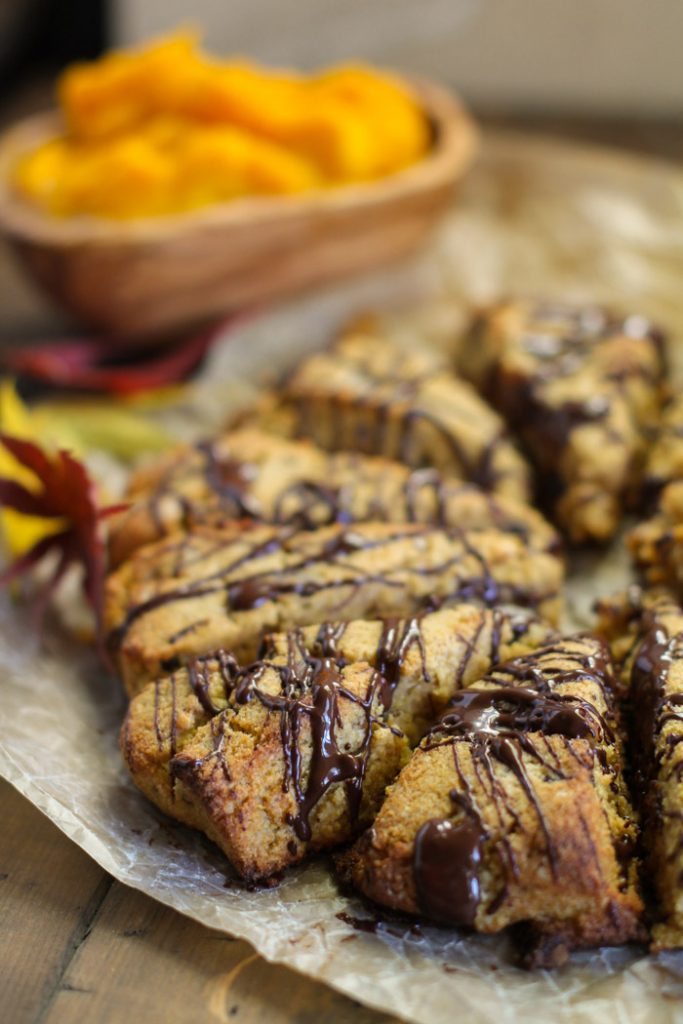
<box><xmin>3</xmin><ymin>131</ymin><xmax>683</xmax><ymax>1023</ymax></box>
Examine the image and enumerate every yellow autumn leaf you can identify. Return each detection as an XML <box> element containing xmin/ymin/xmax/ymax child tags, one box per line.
<box><xmin>0</xmin><ymin>380</ymin><xmax>175</xmax><ymax>557</ymax></box>
<box><xmin>0</xmin><ymin>380</ymin><xmax>68</xmax><ymax>557</ymax></box>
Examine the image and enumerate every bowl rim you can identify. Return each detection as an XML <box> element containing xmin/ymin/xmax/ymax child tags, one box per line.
<box><xmin>0</xmin><ymin>76</ymin><xmax>478</xmax><ymax>248</ymax></box>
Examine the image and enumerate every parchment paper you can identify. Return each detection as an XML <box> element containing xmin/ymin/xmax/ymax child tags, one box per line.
<box><xmin>3</xmin><ymin>130</ymin><xmax>683</xmax><ymax>1023</ymax></box>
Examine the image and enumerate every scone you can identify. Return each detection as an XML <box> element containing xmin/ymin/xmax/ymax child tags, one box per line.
<box><xmin>595</xmin><ymin>587</ymin><xmax>683</xmax><ymax>950</ymax></box>
<box><xmin>459</xmin><ymin>299</ymin><xmax>665</xmax><ymax>543</ymax></box>
<box><xmin>628</xmin><ymin>481</ymin><xmax>683</xmax><ymax>594</ymax></box>
<box><xmin>105</xmin><ymin>521</ymin><xmax>565</xmax><ymax>694</ymax></box>
<box><xmin>241</xmin><ymin>329</ymin><xmax>532</xmax><ymax>503</ymax></box>
<box><xmin>173</xmin><ymin>657</ymin><xmax>409</xmax><ymax>880</ymax></box>
<box><xmin>121</xmin><ymin>602</ymin><xmax>558</xmax><ymax>828</ymax></box>
<box><xmin>108</xmin><ymin>427</ymin><xmax>559</xmax><ymax>569</ymax></box>
<box><xmin>642</xmin><ymin>392</ymin><xmax>683</xmax><ymax>498</ymax></box>
<box><xmin>628</xmin><ymin>392</ymin><xmax>683</xmax><ymax>592</ymax></box>
<box><xmin>340</xmin><ymin>636</ymin><xmax>644</xmax><ymax>966</ymax></box>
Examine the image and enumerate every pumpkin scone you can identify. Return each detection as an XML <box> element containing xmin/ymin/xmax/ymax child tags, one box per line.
<box><xmin>339</xmin><ymin>636</ymin><xmax>644</xmax><ymax>966</ymax></box>
<box><xmin>121</xmin><ymin>602</ymin><xmax>557</xmax><ymax>827</ymax></box>
<box><xmin>459</xmin><ymin>299</ymin><xmax>665</xmax><ymax>543</ymax></box>
<box><xmin>241</xmin><ymin>329</ymin><xmax>532</xmax><ymax>503</ymax></box>
<box><xmin>595</xmin><ymin>587</ymin><xmax>683</xmax><ymax>950</ymax></box>
<box><xmin>105</xmin><ymin>521</ymin><xmax>564</xmax><ymax>694</ymax></box>
<box><xmin>641</xmin><ymin>392</ymin><xmax>683</xmax><ymax>498</ymax></box>
<box><xmin>628</xmin><ymin>482</ymin><xmax>683</xmax><ymax>595</ymax></box>
<box><xmin>108</xmin><ymin>427</ymin><xmax>558</xmax><ymax>569</ymax></box>
<box><xmin>628</xmin><ymin>392</ymin><xmax>683</xmax><ymax>594</ymax></box>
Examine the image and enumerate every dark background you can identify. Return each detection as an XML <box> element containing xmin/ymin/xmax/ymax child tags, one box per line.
<box><xmin>0</xmin><ymin>0</ymin><xmax>107</xmax><ymax>92</ymax></box>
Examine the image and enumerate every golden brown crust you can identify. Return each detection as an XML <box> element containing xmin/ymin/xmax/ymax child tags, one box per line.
<box><xmin>106</xmin><ymin>521</ymin><xmax>564</xmax><ymax>695</ymax></box>
<box><xmin>340</xmin><ymin>635</ymin><xmax>644</xmax><ymax>961</ymax></box>
<box><xmin>108</xmin><ymin>427</ymin><xmax>557</xmax><ymax>569</ymax></box>
<box><xmin>459</xmin><ymin>299</ymin><xmax>665</xmax><ymax>544</ymax></box>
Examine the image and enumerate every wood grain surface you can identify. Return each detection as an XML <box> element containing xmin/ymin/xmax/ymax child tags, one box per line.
<box><xmin>0</xmin><ymin>780</ymin><xmax>393</xmax><ymax>1024</ymax></box>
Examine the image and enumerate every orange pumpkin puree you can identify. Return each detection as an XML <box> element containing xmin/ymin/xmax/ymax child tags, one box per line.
<box><xmin>13</xmin><ymin>32</ymin><xmax>430</xmax><ymax>220</ymax></box>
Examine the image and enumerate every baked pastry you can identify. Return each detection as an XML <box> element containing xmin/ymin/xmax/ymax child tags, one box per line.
<box><xmin>595</xmin><ymin>587</ymin><xmax>683</xmax><ymax>950</ymax></box>
<box><xmin>121</xmin><ymin>602</ymin><xmax>557</xmax><ymax>825</ymax></box>
<box><xmin>628</xmin><ymin>482</ymin><xmax>683</xmax><ymax>594</ymax></box>
<box><xmin>105</xmin><ymin>521</ymin><xmax>565</xmax><ymax>694</ymax></box>
<box><xmin>108</xmin><ymin>427</ymin><xmax>559</xmax><ymax>570</ymax></box>
<box><xmin>627</xmin><ymin>391</ymin><xmax>683</xmax><ymax>592</ymax></box>
<box><xmin>121</xmin><ymin>604</ymin><xmax>556</xmax><ymax>878</ymax></box>
<box><xmin>340</xmin><ymin>635</ymin><xmax>644</xmax><ymax>966</ymax></box>
<box><xmin>241</xmin><ymin>329</ymin><xmax>532</xmax><ymax>503</ymax></box>
<box><xmin>642</xmin><ymin>392</ymin><xmax>683</xmax><ymax>498</ymax></box>
<box><xmin>459</xmin><ymin>299</ymin><xmax>665</xmax><ymax>543</ymax></box>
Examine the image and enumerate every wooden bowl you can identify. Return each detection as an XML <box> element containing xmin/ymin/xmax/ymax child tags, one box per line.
<box><xmin>0</xmin><ymin>80</ymin><xmax>477</xmax><ymax>339</ymax></box>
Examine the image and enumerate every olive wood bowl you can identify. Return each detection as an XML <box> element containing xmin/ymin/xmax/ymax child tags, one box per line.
<box><xmin>0</xmin><ymin>79</ymin><xmax>478</xmax><ymax>339</ymax></box>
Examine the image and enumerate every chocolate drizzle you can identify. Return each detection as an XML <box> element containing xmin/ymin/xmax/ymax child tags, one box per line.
<box><xmin>414</xmin><ymin>817</ymin><xmax>483</xmax><ymax>927</ymax></box>
<box><xmin>197</xmin><ymin>441</ymin><xmax>262</xmax><ymax>519</ymax></box>
<box><xmin>630</xmin><ymin>616</ymin><xmax>676</xmax><ymax>803</ymax></box>
<box><xmin>376</xmin><ymin>617</ymin><xmax>431</xmax><ymax>709</ymax></box>
<box><xmin>161</xmin><ymin>606</ymin><xmax>550</xmax><ymax>853</ymax></box>
<box><xmin>136</xmin><ymin>435</ymin><xmax>550</xmax><ymax>554</ymax></box>
<box><xmin>178</xmin><ymin>651</ymin><xmax>391</xmax><ymax>843</ymax></box>
<box><xmin>275</xmin><ymin>662</ymin><xmax>381</xmax><ymax>840</ymax></box>
<box><xmin>427</xmin><ymin>686</ymin><xmax>601</xmax><ymax>746</ymax></box>
<box><xmin>110</xmin><ymin>523</ymin><xmax>557</xmax><ymax>654</ymax></box>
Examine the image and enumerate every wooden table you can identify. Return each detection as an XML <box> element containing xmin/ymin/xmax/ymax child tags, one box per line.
<box><xmin>1</xmin><ymin>97</ymin><xmax>682</xmax><ymax>1022</ymax></box>
<box><xmin>1</xmin><ymin>779</ymin><xmax>390</xmax><ymax>1024</ymax></box>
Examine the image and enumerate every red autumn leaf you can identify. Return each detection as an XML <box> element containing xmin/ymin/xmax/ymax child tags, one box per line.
<box><xmin>0</xmin><ymin>315</ymin><xmax>238</xmax><ymax>396</ymax></box>
<box><xmin>0</xmin><ymin>434</ymin><xmax>127</xmax><ymax>636</ymax></box>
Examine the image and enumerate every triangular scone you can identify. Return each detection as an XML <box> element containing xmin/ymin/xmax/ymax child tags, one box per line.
<box><xmin>459</xmin><ymin>299</ymin><xmax>664</xmax><ymax>543</ymax></box>
<box><xmin>121</xmin><ymin>603</ymin><xmax>557</xmax><ymax>825</ymax></box>
<box><xmin>340</xmin><ymin>636</ymin><xmax>644</xmax><ymax>966</ymax></box>
<box><xmin>106</xmin><ymin>521</ymin><xmax>564</xmax><ymax>694</ymax></box>
<box><xmin>243</xmin><ymin>330</ymin><xmax>532</xmax><ymax>503</ymax></box>
<box><xmin>108</xmin><ymin>427</ymin><xmax>558</xmax><ymax>569</ymax></box>
<box><xmin>596</xmin><ymin>588</ymin><xmax>683</xmax><ymax>951</ymax></box>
